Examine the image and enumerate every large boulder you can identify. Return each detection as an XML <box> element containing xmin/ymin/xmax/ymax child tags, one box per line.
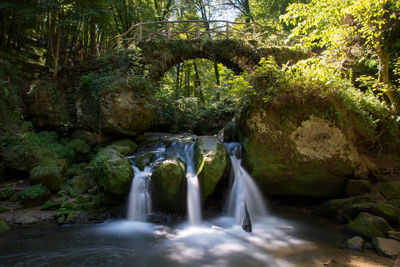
<box><xmin>25</xmin><ymin>80</ymin><xmax>72</xmax><ymax>130</ymax></box>
<box><xmin>109</xmin><ymin>139</ymin><xmax>137</xmax><ymax>156</ymax></box>
<box><xmin>346</xmin><ymin>212</ymin><xmax>392</xmax><ymax>240</ymax></box>
<box><xmin>373</xmin><ymin>237</ymin><xmax>400</xmax><ymax>257</ymax></box>
<box><xmin>99</xmin><ymin>83</ymin><xmax>154</xmax><ymax>137</ymax></box>
<box><xmin>11</xmin><ymin>184</ymin><xmax>51</xmax><ymax>208</ymax></box>
<box><xmin>151</xmin><ymin>157</ymin><xmax>186</xmax><ymax>212</ymax></box>
<box><xmin>29</xmin><ymin>159</ymin><xmax>67</xmax><ymax>192</ymax></box>
<box><xmin>345</xmin><ymin>180</ymin><xmax>372</xmax><ymax>196</ymax></box>
<box><xmin>195</xmin><ymin>137</ymin><xmax>229</xmax><ymax>202</ymax></box>
<box><xmin>92</xmin><ymin>147</ymin><xmax>134</xmax><ymax>196</ymax></box>
<box><xmin>380</xmin><ymin>181</ymin><xmax>400</xmax><ymax>200</ymax></box>
<box><xmin>239</xmin><ymin>107</ymin><xmax>360</xmax><ymax>198</ymax></box>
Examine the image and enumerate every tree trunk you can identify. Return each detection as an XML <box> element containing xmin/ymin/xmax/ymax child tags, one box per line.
<box><xmin>1</xmin><ymin>9</ymin><xmax>6</xmax><ymax>49</ymax></box>
<box><xmin>243</xmin><ymin>0</ymin><xmax>252</xmax><ymax>22</ymax></box>
<box><xmin>53</xmin><ymin>26</ymin><xmax>61</xmax><ymax>79</ymax></box>
<box><xmin>193</xmin><ymin>61</ymin><xmax>205</xmax><ymax>104</ymax></box>
<box><xmin>377</xmin><ymin>47</ymin><xmax>400</xmax><ymax>113</ymax></box>
<box><xmin>176</xmin><ymin>64</ymin><xmax>181</xmax><ymax>96</ymax></box>
<box><xmin>90</xmin><ymin>18</ymin><xmax>97</xmax><ymax>55</ymax></box>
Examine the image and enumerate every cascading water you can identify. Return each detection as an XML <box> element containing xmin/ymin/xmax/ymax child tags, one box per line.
<box><xmin>127</xmin><ymin>146</ymin><xmax>166</xmax><ymax>221</ymax></box>
<box><xmin>225</xmin><ymin>143</ymin><xmax>268</xmax><ymax>227</ymax></box>
<box><xmin>127</xmin><ymin>140</ymin><xmax>202</xmax><ymax>226</ymax></box>
<box><xmin>179</xmin><ymin>143</ymin><xmax>202</xmax><ymax>226</ymax></box>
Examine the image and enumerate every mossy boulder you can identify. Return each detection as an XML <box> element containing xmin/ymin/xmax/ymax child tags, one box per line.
<box><xmin>66</xmin><ymin>139</ymin><xmax>91</xmax><ymax>161</ymax></box>
<box><xmin>109</xmin><ymin>139</ymin><xmax>137</xmax><ymax>156</ymax></box>
<box><xmin>25</xmin><ymin>80</ymin><xmax>72</xmax><ymax>130</ymax></box>
<box><xmin>135</xmin><ymin>153</ymin><xmax>155</xmax><ymax>171</ymax></box>
<box><xmin>12</xmin><ymin>184</ymin><xmax>51</xmax><ymax>208</ymax></box>
<box><xmin>0</xmin><ymin>206</ymin><xmax>7</xmax><ymax>213</ymax></box>
<box><xmin>63</xmin><ymin>175</ymin><xmax>94</xmax><ymax>198</ymax></box>
<box><xmin>346</xmin><ymin>212</ymin><xmax>393</xmax><ymax>240</ymax></box>
<box><xmin>92</xmin><ymin>147</ymin><xmax>134</xmax><ymax>196</ymax></box>
<box><xmin>196</xmin><ymin>137</ymin><xmax>229</xmax><ymax>202</ymax></box>
<box><xmin>0</xmin><ymin>186</ymin><xmax>15</xmax><ymax>200</ymax></box>
<box><xmin>313</xmin><ymin>198</ymin><xmax>353</xmax><ymax>217</ymax></box>
<box><xmin>29</xmin><ymin>159</ymin><xmax>67</xmax><ymax>192</ymax></box>
<box><xmin>342</xmin><ymin>202</ymin><xmax>400</xmax><ymax>225</ymax></box>
<box><xmin>0</xmin><ymin>216</ymin><xmax>10</xmax><ymax>233</ymax></box>
<box><xmin>239</xmin><ymin>105</ymin><xmax>360</xmax><ymax>198</ymax></box>
<box><xmin>151</xmin><ymin>157</ymin><xmax>186</xmax><ymax>212</ymax></box>
<box><xmin>99</xmin><ymin>83</ymin><xmax>154</xmax><ymax>137</ymax></box>
<box><xmin>380</xmin><ymin>181</ymin><xmax>400</xmax><ymax>200</ymax></box>
<box><xmin>346</xmin><ymin>180</ymin><xmax>372</xmax><ymax>196</ymax></box>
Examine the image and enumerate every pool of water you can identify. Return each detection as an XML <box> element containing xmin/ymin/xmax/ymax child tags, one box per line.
<box><xmin>0</xmin><ymin>215</ymin><xmax>394</xmax><ymax>267</ymax></box>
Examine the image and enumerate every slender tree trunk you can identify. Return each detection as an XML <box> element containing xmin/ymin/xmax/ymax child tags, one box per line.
<box><xmin>1</xmin><ymin>9</ymin><xmax>6</xmax><ymax>49</ymax></box>
<box><xmin>243</xmin><ymin>0</ymin><xmax>252</xmax><ymax>22</ymax></box>
<box><xmin>377</xmin><ymin>47</ymin><xmax>400</xmax><ymax>113</ymax></box>
<box><xmin>193</xmin><ymin>61</ymin><xmax>205</xmax><ymax>104</ymax></box>
<box><xmin>90</xmin><ymin>18</ymin><xmax>97</xmax><ymax>55</ymax></box>
<box><xmin>53</xmin><ymin>25</ymin><xmax>61</xmax><ymax>78</ymax></box>
<box><xmin>176</xmin><ymin>64</ymin><xmax>181</xmax><ymax>96</ymax></box>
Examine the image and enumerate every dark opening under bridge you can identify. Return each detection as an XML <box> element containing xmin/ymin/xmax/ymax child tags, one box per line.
<box><xmin>97</xmin><ymin>20</ymin><xmax>294</xmax><ymax>80</ymax></box>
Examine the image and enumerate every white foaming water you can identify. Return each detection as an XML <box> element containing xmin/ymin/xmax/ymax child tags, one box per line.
<box><xmin>225</xmin><ymin>143</ymin><xmax>268</xmax><ymax>225</ymax></box>
<box><xmin>127</xmin><ymin>145</ymin><xmax>166</xmax><ymax>221</ymax></box>
<box><xmin>180</xmin><ymin>143</ymin><xmax>202</xmax><ymax>226</ymax></box>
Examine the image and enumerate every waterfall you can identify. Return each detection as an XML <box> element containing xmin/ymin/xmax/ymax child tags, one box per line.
<box><xmin>225</xmin><ymin>143</ymin><xmax>268</xmax><ymax>226</ymax></box>
<box><xmin>180</xmin><ymin>143</ymin><xmax>202</xmax><ymax>226</ymax></box>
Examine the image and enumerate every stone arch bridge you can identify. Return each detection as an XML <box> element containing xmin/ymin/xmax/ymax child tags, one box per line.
<box><xmin>99</xmin><ymin>20</ymin><xmax>301</xmax><ymax>80</ymax></box>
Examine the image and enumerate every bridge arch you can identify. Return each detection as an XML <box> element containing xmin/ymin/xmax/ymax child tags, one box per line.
<box><xmin>136</xmin><ymin>39</ymin><xmax>261</xmax><ymax>81</ymax></box>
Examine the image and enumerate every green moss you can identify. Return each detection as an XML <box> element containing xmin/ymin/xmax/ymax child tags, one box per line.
<box><xmin>151</xmin><ymin>157</ymin><xmax>186</xmax><ymax>212</ymax></box>
<box><xmin>110</xmin><ymin>139</ymin><xmax>137</xmax><ymax>156</ymax></box>
<box><xmin>0</xmin><ymin>187</ymin><xmax>15</xmax><ymax>200</ymax></box>
<box><xmin>29</xmin><ymin>159</ymin><xmax>67</xmax><ymax>192</ymax></box>
<box><xmin>41</xmin><ymin>199</ymin><xmax>63</xmax><ymax>210</ymax></box>
<box><xmin>0</xmin><ymin>206</ymin><xmax>8</xmax><ymax>213</ymax></box>
<box><xmin>66</xmin><ymin>139</ymin><xmax>91</xmax><ymax>161</ymax></box>
<box><xmin>346</xmin><ymin>212</ymin><xmax>392</xmax><ymax>240</ymax></box>
<box><xmin>0</xmin><ymin>217</ymin><xmax>10</xmax><ymax>233</ymax></box>
<box><xmin>12</xmin><ymin>184</ymin><xmax>50</xmax><ymax>208</ymax></box>
<box><xmin>135</xmin><ymin>153</ymin><xmax>155</xmax><ymax>171</ymax></box>
<box><xmin>313</xmin><ymin>198</ymin><xmax>353</xmax><ymax>217</ymax></box>
<box><xmin>92</xmin><ymin>148</ymin><xmax>134</xmax><ymax>196</ymax></box>
<box><xmin>380</xmin><ymin>181</ymin><xmax>400</xmax><ymax>200</ymax></box>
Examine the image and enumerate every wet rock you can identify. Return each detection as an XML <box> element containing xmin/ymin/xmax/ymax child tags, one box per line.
<box><xmin>313</xmin><ymin>198</ymin><xmax>352</xmax><ymax>217</ymax></box>
<box><xmin>0</xmin><ymin>216</ymin><xmax>10</xmax><ymax>233</ymax></box>
<box><xmin>196</xmin><ymin>137</ymin><xmax>229</xmax><ymax>202</ymax></box>
<box><xmin>373</xmin><ymin>237</ymin><xmax>400</xmax><ymax>257</ymax></box>
<box><xmin>92</xmin><ymin>147</ymin><xmax>134</xmax><ymax>196</ymax></box>
<box><xmin>242</xmin><ymin>204</ymin><xmax>252</xmax><ymax>233</ymax></box>
<box><xmin>346</xmin><ymin>212</ymin><xmax>392</xmax><ymax>240</ymax></box>
<box><xmin>345</xmin><ymin>180</ymin><xmax>371</xmax><ymax>196</ymax></box>
<box><xmin>151</xmin><ymin>157</ymin><xmax>186</xmax><ymax>213</ymax></box>
<box><xmin>16</xmin><ymin>215</ymin><xmax>38</xmax><ymax>224</ymax></box>
<box><xmin>0</xmin><ymin>186</ymin><xmax>15</xmax><ymax>200</ymax></box>
<box><xmin>25</xmin><ymin>80</ymin><xmax>72</xmax><ymax>130</ymax></box>
<box><xmin>347</xmin><ymin>236</ymin><xmax>365</xmax><ymax>251</ymax></box>
<box><xmin>135</xmin><ymin>153</ymin><xmax>155</xmax><ymax>171</ymax></box>
<box><xmin>29</xmin><ymin>159</ymin><xmax>67</xmax><ymax>192</ymax></box>
<box><xmin>240</xmin><ymin>110</ymin><xmax>359</xmax><ymax>198</ymax></box>
<box><xmin>380</xmin><ymin>181</ymin><xmax>400</xmax><ymax>200</ymax></box>
<box><xmin>100</xmin><ymin>83</ymin><xmax>154</xmax><ymax>137</ymax></box>
<box><xmin>109</xmin><ymin>139</ymin><xmax>137</xmax><ymax>156</ymax></box>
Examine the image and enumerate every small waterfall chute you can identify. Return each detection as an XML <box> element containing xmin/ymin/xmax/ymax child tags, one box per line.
<box><xmin>225</xmin><ymin>142</ymin><xmax>268</xmax><ymax>228</ymax></box>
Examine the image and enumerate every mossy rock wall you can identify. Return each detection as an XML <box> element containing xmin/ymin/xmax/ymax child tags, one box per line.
<box><xmin>239</xmin><ymin>94</ymin><xmax>361</xmax><ymax>198</ymax></box>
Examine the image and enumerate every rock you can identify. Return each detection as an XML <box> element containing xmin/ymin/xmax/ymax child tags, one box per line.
<box><xmin>0</xmin><ymin>186</ymin><xmax>15</xmax><ymax>200</ymax></box>
<box><xmin>65</xmin><ymin>175</ymin><xmax>93</xmax><ymax>198</ymax></box>
<box><xmin>0</xmin><ymin>206</ymin><xmax>8</xmax><ymax>213</ymax></box>
<box><xmin>196</xmin><ymin>137</ymin><xmax>229</xmax><ymax>202</ymax></box>
<box><xmin>239</xmin><ymin>110</ymin><xmax>359</xmax><ymax>198</ymax></box>
<box><xmin>135</xmin><ymin>153</ymin><xmax>155</xmax><ymax>171</ymax></box>
<box><xmin>29</xmin><ymin>159</ymin><xmax>67</xmax><ymax>192</ymax></box>
<box><xmin>242</xmin><ymin>204</ymin><xmax>252</xmax><ymax>233</ymax></box>
<box><xmin>92</xmin><ymin>147</ymin><xmax>134</xmax><ymax>196</ymax></box>
<box><xmin>0</xmin><ymin>216</ymin><xmax>10</xmax><ymax>233</ymax></box>
<box><xmin>345</xmin><ymin>180</ymin><xmax>372</xmax><ymax>196</ymax></box>
<box><xmin>373</xmin><ymin>237</ymin><xmax>400</xmax><ymax>257</ymax></box>
<box><xmin>388</xmin><ymin>231</ymin><xmax>400</xmax><ymax>242</ymax></box>
<box><xmin>347</xmin><ymin>236</ymin><xmax>365</xmax><ymax>251</ymax></box>
<box><xmin>341</xmin><ymin>202</ymin><xmax>400</xmax><ymax>225</ymax></box>
<box><xmin>25</xmin><ymin>80</ymin><xmax>72</xmax><ymax>130</ymax></box>
<box><xmin>99</xmin><ymin>83</ymin><xmax>154</xmax><ymax>137</ymax></box>
<box><xmin>16</xmin><ymin>215</ymin><xmax>39</xmax><ymax>224</ymax></box>
<box><xmin>70</xmin><ymin>130</ymin><xmax>97</xmax><ymax>147</ymax></box>
<box><xmin>381</xmin><ymin>181</ymin><xmax>400</xmax><ymax>200</ymax></box>
<box><xmin>346</xmin><ymin>212</ymin><xmax>392</xmax><ymax>240</ymax></box>
<box><xmin>313</xmin><ymin>198</ymin><xmax>353</xmax><ymax>217</ymax></box>
<box><xmin>66</xmin><ymin>139</ymin><xmax>91</xmax><ymax>161</ymax></box>
<box><xmin>151</xmin><ymin>157</ymin><xmax>186</xmax><ymax>212</ymax></box>
<box><xmin>223</xmin><ymin>121</ymin><xmax>239</xmax><ymax>142</ymax></box>
<box><xmin>109</xmin><ymin>139</ymin><xmax>137</xmax><ymax>156</ymax></box>
<box><xmin>12</xmin><ymin>184</ymin><xmax>51</xmax><ymax>208</ymax></box>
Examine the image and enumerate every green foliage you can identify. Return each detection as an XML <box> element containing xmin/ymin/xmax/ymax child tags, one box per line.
<box><xmin>11</xmin><ymin>184</ymin><xmax>50</xmax><ymax>208</ymax></box>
